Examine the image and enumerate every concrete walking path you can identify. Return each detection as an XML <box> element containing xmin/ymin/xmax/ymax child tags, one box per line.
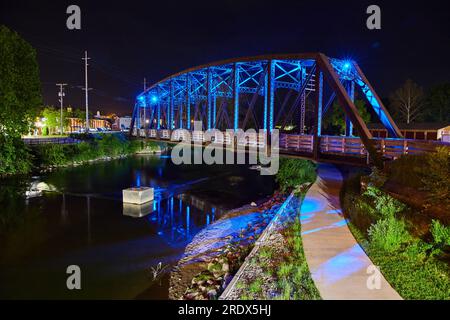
<box><xmin>300</xmin><ymin>163</ymin><xmax>402</xmax><ymax>300</ymax></box>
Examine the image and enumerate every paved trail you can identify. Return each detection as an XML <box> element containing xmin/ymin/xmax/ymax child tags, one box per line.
<box><xmin>300</xmin><ymin>164</ymin><xmax>402</xmax><ymax>300</ymax></box>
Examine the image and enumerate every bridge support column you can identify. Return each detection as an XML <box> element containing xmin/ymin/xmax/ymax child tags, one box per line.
<box><xmin>345</xmin><ymin>81</ymin><xmax>355</xmax><ymax>136</ymax></box>
<box><xmin>156</xmin><ymin>87</ymin><xmax>161</xmax><ymax>130</ymax></box>
<box><xmin>179</xmin><ymin>94</ymin><xmax>183</xmax><ymax>129</ymax></box>
<box><xmin>264</xmin><ymin>65</ymin><xmax>268</xmax><ymax>131</ymax></box>
<box><xmin>186</xmin><ymin>75</ymin><xmax>191</xmax><ymax>130</ymax></box>
<box><xmin>207</xmin><ymin>68</ymin><xmax>213</xmax><ymax>130</ymax></box>
<box><xmin>300</xmin><ymin>92</ymin><xmax>306</xmax><ymax>134</ymax></box>
<box><xmin>313</xmin><ymin>68</ymin><xmax>323</xmax><ymax>160</ymax></box>
<box><xmin>143</xmin><ymin>99</ymin><xmax>146</xmax><ymax>137</ymax></box>
<box><xmin>233</xmin><ymin>63</ymin><xmax>240</xmax><ymax>131</ymax></box>
<box><xmin>267</xmin><ymin>60</ymin><xmax>275</xmax><ymax>133</ymax></box>
<box><xmin>169</xmin><ymin>80</ymin><xmax>174</xmax><ymax>129</ymax></box>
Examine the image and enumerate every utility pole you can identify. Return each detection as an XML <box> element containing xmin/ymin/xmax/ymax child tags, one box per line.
<box><xmin>82</xmin><ymin>51</ymin><xmax>92</xmax><ymax>132</ymax></box>
<box><xmin>56</xmin><ymin>83</ymin><xmax>67</xmax><ymax>135</ymax></box>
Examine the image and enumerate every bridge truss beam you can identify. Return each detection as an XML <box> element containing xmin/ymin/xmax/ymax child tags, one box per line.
<box><xmin>131</xmin><ymin>53</ymin><xmax>402</xmax><ymax>164</ymax></box>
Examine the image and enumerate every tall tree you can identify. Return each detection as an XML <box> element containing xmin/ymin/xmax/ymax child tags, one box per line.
<box><xmin>0</xmin><ymin>25</ymin><xmax>42</xmax><ymax>137</ymax></box>
<box><xmin>389</xmin><ymin>79</ymin><xmax>424</xmax><ymax>124</ymax></box>
<box><xmin>424</xmin><ymin>83</ymin><xmax>450</xmax><ymax>122</ymax></box>
<box><xmin>323</xmin><ymin>99</ymin><xmax>371</xmax><ymax>135</ymax></box>
<box><xmin>41</xmin><ymin>106</ymin><xmax>62</xmax><ymax>134</ymax></box>
<box><xmin>0</xmin><ymin>25</ymin><xmax>42</xmax><ymax>174</ymax></box>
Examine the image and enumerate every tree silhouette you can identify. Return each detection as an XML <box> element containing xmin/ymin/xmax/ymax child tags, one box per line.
<box><xmin>389</xmin><ymin>79</ymin><xmax>424</xmax><ymax>124</ymax></box>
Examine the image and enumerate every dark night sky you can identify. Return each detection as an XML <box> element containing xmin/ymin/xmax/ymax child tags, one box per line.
<box><xmin>1</xmin><ymin>0</ymin><xmax>450</xmax><ymax>116</ymax></box>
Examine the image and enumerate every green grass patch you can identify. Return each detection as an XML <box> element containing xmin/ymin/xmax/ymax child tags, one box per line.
<box><xmin>276</xmin><ymin>217</ymin><xmax>322</xmax><ymax>300</ymax></box>
<box><xmin>342</xmin><ymin>175</ymin><xmax>450</xmax><ymax>299</ymax></box>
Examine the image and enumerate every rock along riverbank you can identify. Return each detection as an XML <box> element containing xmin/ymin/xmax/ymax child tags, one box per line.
<box><xmin>168</xmin><ymin>192</ymin><xmax>287</xmax><ymax>300</ymax></box>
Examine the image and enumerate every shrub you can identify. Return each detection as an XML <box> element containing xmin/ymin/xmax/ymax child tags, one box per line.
<box><xmin>363</xmin><ymin>186</ymin><xmax>405</xmax><ymax>218</ymax></box>
<box><xmin>368</xmin><ymin>167</ymin><xmax>388</xmax><ymax>188</ymax></box>
<box><xmin>386</xmin><ymin>154</ymin><xmax>424</xmax><ymax>188</ymax></box>
<box><xmin>403</xmin><ymin>239</ymin><xmax>432</xmax><ymax>261</ymax></box>
<box><xmin>26</xmin><ymin>134</ymin><xmax>155</xmax><ymax>169</ymax></box>
<box><xmin>387</xmin><ymin>147</ymin><xmax>450</xmax><ymax>207</ymax></box>
<box><xmin>72</xmin><ymin>142</ymin><xmax>96</xmax><ymax>162</ymax></box>
<box><xmin>0</xmin><ymin>136</ymin><xmax>32</xmax><ymax>175</ymax></box>
<box><xmin>368</xmin><ymin>216</ymin><xmax>411</xmax><ymax>252</ymax></box>
<box><xmin>430</xmin><ymin>219</ymin><xmax>450</xmax><ymax>248</ymax></box>
<box><xmin>275</xmin><ymin>158</ymin><xmax>316</xmax><ymax>192</ymax></box>
<box><xmin>420</xmin><ymin>147</ymin><xmax>450</xmax><ymax>206</ymax></box>
<box><xmin>35</xmin><ymin>144</ymin><xmax>68</xmax><ymax>166</ymax></box>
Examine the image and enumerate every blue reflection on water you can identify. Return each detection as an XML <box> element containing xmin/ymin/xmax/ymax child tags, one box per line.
<box><xmin>124</xmin><ymin>191</ymin><xmax>220</xmax><ymax>248</ymax></box>
<box><xmin>135</xmin><ymin>171</ymin><xmax>141</xmax><ymax>187</ymax></box>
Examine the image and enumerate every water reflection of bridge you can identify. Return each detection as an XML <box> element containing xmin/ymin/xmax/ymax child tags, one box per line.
<box><xmin>131</xmin><ymin>53</ymin><xmax>447</xmax><ymax>166</ymax></box>
<box><xmin>123</xmin><ymin>193</ymin><xmax>219</xmax><ymax>245</ymax></box>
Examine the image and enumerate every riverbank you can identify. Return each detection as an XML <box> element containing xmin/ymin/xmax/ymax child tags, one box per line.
<box><xmin>221</xmin><ymin>184</ymin><xmax>320</xmax><ymax>300</ymax></box>
<box><xmin>168</xmin><ymin>158</ymin><xmax>319</xmax><ymax>300</ymax></box>
<box><xmin>30</xmin><ymin>134</ymin><xmax>162</xmax><ymax>171</ymax></box>
<box><xmin>168</xmin><ymin>192</ymin><xmax>287</xmax><ymax>300</ymax></box>
<box><xmin>0</xmin><ymin>133</ymin><xmax>163</xmax><ymax>178</ymax></box>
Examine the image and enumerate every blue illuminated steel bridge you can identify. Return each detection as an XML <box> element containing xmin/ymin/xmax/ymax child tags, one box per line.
<box><xmin>130</xmin><ymin>53</ymin><xmax>443</xmax><ymax>165</ymax></box>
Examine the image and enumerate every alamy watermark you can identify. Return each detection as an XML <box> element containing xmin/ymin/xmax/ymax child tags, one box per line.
<box><xmin>66</xmin><ymin>265</ymin><xmax>81</xmax><ymax>290</ymax></box>
<box><xmin>170</xmin><ymin>121</ymin><xmax>280</xmax><ymax>175</ymax></box>
<box><xmin>366</xmin><ymin>5</ymin><xmax>381</xmax><ymax>30</ymax></box>
<box><xmin>66</xmin><ymin>5</ymin><xmax>81</xmax><ymax>30</ymax></box>
<box><xmin>366</xmin><ymin>265</ymin><xmax>382</xmax><ymax>290</ymax></box>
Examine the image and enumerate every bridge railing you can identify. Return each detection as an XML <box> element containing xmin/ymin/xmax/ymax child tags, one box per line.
<box><xmin>373</xmin><ymin>138</ymin><xmax>446</xmax><ymax>159</ymax></box>
<box><xmin>320</xmin><ymin>136</ymin><xmax>366</xmax><ymax>157</ymax></box>
<box><xmin>22</xmin><ymin>137</ymin><xmax>81</xmax><ymax>145</ymax></box>
<box><xmin>132</xmin><ymin>130</ymin><xmax>448</xmax><ymax>161</ymax></box>
<box><xmin>279</xmin><ymin>134</ymin><xmax>314</xmax><ymax>153</ymax></box>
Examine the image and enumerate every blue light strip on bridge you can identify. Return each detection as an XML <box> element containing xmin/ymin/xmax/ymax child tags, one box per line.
<box><xmin>268</xmin><ymin>60</ymin><xmax>275</xmax><ymax>132</ymax></box>
<box><xmin>355</xmin><ymin>77</ymin><xmax>397</xmax><ymax>137</ymax></box>
<box><xmin>186</xmin><ymin>75</ymin><xmax>191</xmax><ymax>130</ymax></box>
<box><xmin>264</xmin><ymin>69</ymin><xmax>268</xmax><ymax>131</ymax></box>
<box><xmin>233</xmin><ymin>63</ymin><xmax>239</xmax><ymax>131</ymax></box>
<box><xmin>317</xmin><ymin>71</ymin><xmax>323</xmax><ymax>136</ymax></box>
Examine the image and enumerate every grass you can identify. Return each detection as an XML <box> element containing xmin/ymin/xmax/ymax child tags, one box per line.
<box><xmin>248</xmin><ymin>279</ymin><xmax>263</xmax><ymax>295</ymax></box>
<box><xmin>342</xmin><ymin>173</ymin><xmax>450</xmax><ymax>300</ymax></box>
<box><xmin>276</xmin><ymin>217</ymin><xmax>321</xmax><ymax>300</ymax></box>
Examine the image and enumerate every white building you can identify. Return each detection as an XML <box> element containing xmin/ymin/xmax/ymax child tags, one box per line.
<box><xmin>119</xmin><ymin>116</ymin><xmax>132</xmax><ymax>131</ymax></box>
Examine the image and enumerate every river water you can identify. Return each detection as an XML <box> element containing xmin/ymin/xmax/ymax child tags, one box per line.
<box><xmin>0</xmin><ymin>154</ymin><xmax>275</xmax><ymax>299</ymax></box>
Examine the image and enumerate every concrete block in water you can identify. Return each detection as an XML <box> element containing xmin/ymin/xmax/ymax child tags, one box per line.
<box><xmin>123</xmin><ymin>187</ymin><xmax>154</xmax><ymax>204</ymax></box>
<box><xmin>123</xmin><ymin>201</ymin><xmax>155</xmax><ymax>218</ymax></box>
